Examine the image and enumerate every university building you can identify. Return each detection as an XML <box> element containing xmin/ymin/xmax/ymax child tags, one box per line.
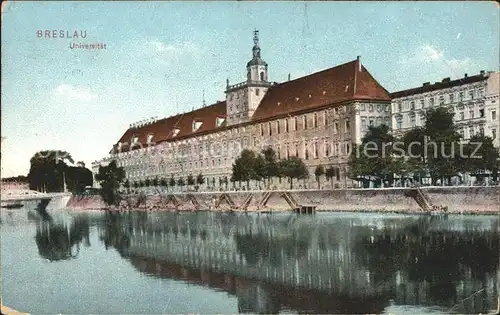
<box><xmin>92</xmin><ymin>31</ymin><xmax>392</xmax><ymax>190</ymax></box>
<box><xmin>390</xmin><ymin>71</ymin><xmax>500</xmax><ymax>146</ymax></box>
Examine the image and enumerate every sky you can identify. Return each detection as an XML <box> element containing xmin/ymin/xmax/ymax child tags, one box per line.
<box><xmin>1</xmin><ymin>1</ymin><xmax>499</xmax><ymax>178</ymax></box>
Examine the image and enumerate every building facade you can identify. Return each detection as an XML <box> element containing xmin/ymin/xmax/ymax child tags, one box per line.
<box><xmin>390</xmin><ymin>71</ymin><xmax>500</xmax><ymax>147</ymax></box>
<box><xmin>92</xmin><ymin>31</ymin><xmax>391</xmax><ymax>190</ymax></box>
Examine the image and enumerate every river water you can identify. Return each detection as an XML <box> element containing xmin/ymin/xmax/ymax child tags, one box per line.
<box><xmin>1</xmin><ymin>208</ymin><xmax>499</xmax><ymax>314</ymax></box>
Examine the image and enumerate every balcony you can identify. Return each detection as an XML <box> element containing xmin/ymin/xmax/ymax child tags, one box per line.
<box><xmin>226</xmin><ymin>80</ymin><xmax>272</xmax><ymax>92</ymax></box>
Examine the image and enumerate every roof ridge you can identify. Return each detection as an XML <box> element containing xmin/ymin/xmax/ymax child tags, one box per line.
<box><xmin>273</xmin><ymin>59</ymin><xmax>358</xmax><ymax>87</ymax></box>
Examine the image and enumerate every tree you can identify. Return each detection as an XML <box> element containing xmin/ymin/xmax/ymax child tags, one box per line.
<box><xmin>133</xmin><ymin>181</ymin><xmax>139</xmax><ymax>189</ymax></box>
<box><xmin>65</xmin><ymin>165</ymin><xmax>93</xmax><ymax>194</ymax></box>
<box><xmin>465</xmin><ymin>135</ymin><xmax>499</xmax><ymax>183</ymax></box>
<box><xmin>123</xmin><ymin>179</ymin><xmax>130</xmax><ymax>194</ymax></box>
<box><xmin>27</xmin><ymin>150</ymin><xmax>74</xmax><ymax>192</ymax></box>
<box><xmin>94</xmin><ymin>160</ymin><xmax>125</xmax><ymax>207</ymax></box>
<box><xmin>177</xmin><ymin>177</ymin><xmax>185</xmax><ymax>190</ymax></box>
<box><xmin>232</xmin><ymin>149</ymin><xmax>257</xmax><ymax>189</ymax></box>
<box><xmin>253</xmin><ymin>154</ymin><xmax>266</xmax><ymax>189</ymax></box>
<box><xmin>325</xmin><ymin>166</ymin><xmax>335</xmax><ymax>190</ymax></box>
<box><xmin>348</xmin><ymin>125</ymin><xmax>397</xmax><ymax>187</ymax></box>
<box><xmin>169</xmin><ymin>175</ymin><xmax>176</xmax><ymax>189</ymax></box>
<box><xmin>401</xmin><ymin>127</ymin><xmax>427</xmax><ymax>185</ymax></box>
<box><xmin>187</xmin><ymin>174</ymin><xmax>195</xmax><ymax>189</ymax></box>
<box><xmin>152</xmin><ymin>177</ymin><xmax>159</xmax><ymax>187</ymax></box>
<box><xmin>159</xmin><ymin>178</ymin><xmax>168</xmax><ymax>192</ymax></box>
<box><xmin>196</xmin><ymin>173</ymin><xmax>205</xmax><ymax>188</ymax></box>
<box><xmin>262</xmin><ymin>147</ymin><xmax>280</xmax><ymax>188</ymax></box>
<box><xmin>314</xmin><ymin>165</ymin><xmax>325</xmax><ymax>189</ymax></box>
<box><xmin>423</xmin><ymin>107</ymin><xmax>462</xmax><ymax>185</ymax></box>
<box><xmin>279</xmin><ymin>156</ymin><xmax>308</xmax><ymax>189</ymax></box>
<box><xmin>144</xmin><ymin>178</ymin><xmax>151</xmax><ymax>187</ymax></box>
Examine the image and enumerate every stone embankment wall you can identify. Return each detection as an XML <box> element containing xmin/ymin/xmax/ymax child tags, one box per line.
<box><xmin>66</xmin><ymin>186</ymin><xmax>500</xmax><ymax>214</ymax></box>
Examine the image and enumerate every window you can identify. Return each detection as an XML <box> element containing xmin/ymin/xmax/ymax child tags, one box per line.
<box><xmin>345</xmin><ymin>119</ymin><xmax>350</xmax><ymax>132</ymax></box>
<box><xmin>305</xmin><ymin>144</ymin><xmax>309</xmax><ymax>160</ymax></box>
<box><xmin>294</xmin><ymin>117</ymin><xmax>298</xmax><ymax>130</ymax></box>
<box><xmin>410</xmin><ymin>101</ymin><xmax>415</xmax><ymax>110</ymax></box>
<box><xmin>439</xmin><ymin>96</ymin><xmax>444</xmax><ymax>105</ymax></box>
<box><xmin>369</xmin><ymin>119</ymin><xmax>374</xmax><ymax>126</ymax></box>
<box><xmin>256</xmin><ymin>88</ymin><xmax>260</xmax><ymax>96</ymax></box>
<box><xmin>396</xmin><ymin>117</ymin><xmax>402</xmax><ymax>129</ymax></box>
<box><xmin>260</xmin><ymin>124</ymin><xmax>264</xmax><ymax>136</ymax></box>
<box><xmin>303</xmin><ymin>115</ymin><xmax>308</xmax><ymax>129</ymax></box>
<box><xmin>469</xmin><ymin>126</ymin><xmax>474</xmax><ymax>138</ymax></box>
<box><xmin>334</xmin><ymin>122</ymin><xmax>339</xmax><ymax>134</ymax></box>
<box><xmin>479</xmin><ymin>88</ymin><xmax>484</xmax><ymax>98</ymax></box>
<box><xmin>314</xmin><ymin>142</ymin><xmax>318</xmax><ymax>159</ymax></box>
<box><xmin>469</xmin><ymin>110</ymin><xmax>474</xmax><ymax>119</ymax></box>
<box><xmin>361</xmin><ymin>104</ymin><xmax>366</xmax><ymax>111</ymax></box>
<box><xmin>361</xmin><ymin>119</ymin><xmax>367</xmax><ymax>131</ymax></box>
<box><xmin>469</xmin><ymin>90</ymin><xmax>474</xmax><ymax>100</ymax></box>
<box><xmin>369</xmin><ymin>104</ymin><xmax>374</xmax><ymax>112</ymax></box>
<box><xmin>268</xmin><ymin>122</ymin><xmax>272</xmax><ymax>136</ymax></box>
<box><xmin>429</xmin><ymin>97</ymin><xmax>434</xmax><ymax>106</ymax></box>
<box><xmin>479</xmin><ymin>126</ymin><xmax>484</xmax><ymax>135</ymax></box>
<box><xmin>314</xmin><ymin>113</ymin><xmax>318</xmax><ymax>128</ymax></box>
<box><xmin>492</xmin><ymin>129</ymin><xmax>497</xmax><ymax>139</ymax></box>
<box><xmin>459</xmin><ymin>129</ymin><xmax>464</xmax><ymax>139</ymax></box>
<box><xmin>479</xmin><ymin>109</ymin><xmax>484</xmax><ymax>118</ymax></box>
<box><xmin>449</xmin><ymin>93</ymin><xmax>454</xmax><ymax>103</ymax></box>
<box><xmin>260</xmin><ymin>72</ymin><xmax>264</xmax><ymax>81</ymax></box>
<box><xmin>459</xmin><ymin>92</ymin><xmax>464</xmax><ymax>101</ymax></box>
<box><xmin>192</xmin><ymin>121</ymin><xmax>202</xmax><ymax>132</ymax></box>
<box><xmin>325</xmin><ymin>141</ymin><xmax>330</xmax><ymax>157</ymax></box>
<box><xmin>295</xmin><ymin>144</ymin><xmax>299</xmax><ymax>157</ymax></box>
<box><xmin>216</xmin><ymin>117</ymin><xmax>225</xmax><ymax>127</ymax></box>
<box><xmin>286</xmin><ymin>145</ymin><xmax>290</xmax><ymax>158</ymax></box>
<box><xmin>147</xmin><ymin>134</ymin><xmax>153</xmax><ymax>144</ymax></box>
<box><xmin>460</xmin><ymin>112</ymin><xmax>464</xmax><ymax>120</ymax></box>
<box><xmin>492</xmin><ymin>111</ymin><xmax>497</xmax><ymax>121</ymax></box>
<box><xmin>377</xmin><ymin>104</ymin><xmax>381</xmax><ymax>112</ymax></box>
<box><xmin>324</xmin><ymin>111</ymin><xmax>328</xmax><ymax>126</ymax></box>
<box><xmin>410</xmin><ymin>114</ymin><xmax>416</xmax><ymax>127</ymax></box>
<box><xmin>285</xmin><ymin>119</ymin><xmax>289</xmax><ymax>132</ymax></box>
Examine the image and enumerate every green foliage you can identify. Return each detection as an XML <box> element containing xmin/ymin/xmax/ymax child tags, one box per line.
<box><xmin>159</xmin><ymin>178</ymin><xmax>167</xmax><ymax>187</ymax></box>
<box><xmin>325</xmin><ymin>166</ymin><xmax>335</xmax><ymax>189</ymax></box>
<box><xmin>348</xmin><ymin>125</ymin><xmax>396</xmax><ymax>186</ymax></box>
<box><xmin>187</xmin><ymin>174</ymin><xmax>195</xmax><ymax>186</ymax></box>
<box><xmin>169</xmin><ymin>175</ymin><xmax>176</xmax><ymax>187</ymax></box>
<box><xmin>94</xmin><ymin>160</ymin><xmax>125</xmax><ymax>206</ymax></box>
<box><xmin>177</xmin><ymin>177</ymin><xmax>185</xmax><ymax>187</ymax></box>
<box><xmin>279</xmin><ymin>157</ymin><xmax>308</xmax><ymax>189</ymax></box>
<box><xmin>152</xmin><ymin>177</ymin><xmax>159</xmax><ymax>186</ymax></box>
<box><xmin>27</xmin><ymin>150</ymin><xmax>74</xmax><ymax>192</ymax></box>
<box><xmin>232</xmin><ymin>149</ymin><xmax>257</xmax><ymax>188</ymax></box>
<box><xmin>262</xmin><ymin>147</ymin><xmax>280</xmax><ymax>182</ymax></box>
<box><xmin>466</xmin><ymin>135</ymin><xmax>499</xmax><ymax>177</ymax></box>
<box><xmin>144</xmin><ymin>178</ymin><xmax>151</xmax><ymax>187</ymax></box>
<box><xmin>314</xmin><ymin>165</ymin><xmax>325</xmax><ymax>189</ymax></box>
<box><xmin>196</xmin><ymin>173</ymin><xmax>205</xmax><ymax>185</ymax></box>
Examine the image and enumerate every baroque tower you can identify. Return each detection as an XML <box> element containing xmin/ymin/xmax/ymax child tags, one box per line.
<box><xmin>225</xmin><ymin>30</ymin><xmax>272</xmax><ymax>126</ymax></box>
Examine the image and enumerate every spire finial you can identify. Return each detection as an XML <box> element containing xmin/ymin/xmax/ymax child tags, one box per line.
<box><xmin>253</xmin><ymin>29</ymin><xmax>259</xmax><ymax>46</ymax></box>
<box><xmin>202</xmin><ymin>89</ymin><xmax>206</xmax><ymax>106</ymax></box>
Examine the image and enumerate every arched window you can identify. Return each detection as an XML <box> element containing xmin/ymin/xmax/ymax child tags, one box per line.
<box><xmin>260</xmin><ymin>71</ymin><xmax>265</xmax><ymax>81</ymax></box>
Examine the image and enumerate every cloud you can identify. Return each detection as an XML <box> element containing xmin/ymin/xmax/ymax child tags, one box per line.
<box><xmin>396</xmin><ymin>45</ymin><xmax>480</xmax><ymax>90</ymax></box>
<box><xmin>142</xmin><ymin>40</ymin><xmax>201</xmax><ymax>65</ymax></box>
<box><xmin>53</xmin><ymin>84</ymin><xmax>96</xmax><ymax>101</ymax></box>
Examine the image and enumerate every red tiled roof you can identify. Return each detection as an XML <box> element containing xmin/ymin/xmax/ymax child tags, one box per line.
<box><xmin>251</xmin><ymin>59</ymin><xmax>390</xmax><ymax>121</ymax></box>
<box><xmin>114</xmin><ymin>101</ymin><xmax>226</xmax><ymax>152</ymax></box>
<box><xmin>112</xmin><ymin>58</ymin><xmax>390</xmax><ymax>153</ymax></box>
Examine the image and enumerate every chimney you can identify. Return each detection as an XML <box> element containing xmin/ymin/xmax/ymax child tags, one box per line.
<box><xmin>480</xmin><ymin>70</ymin><xmax>485</xmax><ymax>76</ymax></box>
<box><xmin>423</xmin><ymin>82</ymin><xmax>430</xmax><ymax>86</ymax></box>
<box><xmin>442</xmin><ymin>77</ymin><xmax>451</xmax><ymax>83</ymax></box>
<box><xmin>357</xmin><ymin>55</ymin><xmax>361</xmax><ymax>72</ymax></box>
<box><xmin>464</xmin><ymin>73</ymin><xmax>468</xmax><ymax>78</ymax></box>
<box><xmin>288</xmin><ymin>73</ymin><xmax>291</xmax><ymax>81</ymax></box>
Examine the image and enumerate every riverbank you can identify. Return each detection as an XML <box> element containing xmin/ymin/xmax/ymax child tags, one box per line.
<box><xmin>65</xmin><ymin>186</ymin><xmax>500</xmax><ymax>214</ymax></box>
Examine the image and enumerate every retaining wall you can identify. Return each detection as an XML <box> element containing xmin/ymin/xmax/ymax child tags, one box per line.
<box><xmin>65</xmin><ymin>186</ymin><xmax>500</xmax><ymax>214</ymax></box>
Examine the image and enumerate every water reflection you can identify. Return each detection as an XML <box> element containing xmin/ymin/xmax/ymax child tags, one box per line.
<box><xmin>35</xmin><ymin>216</ymin><xmax>90</xmax><ymax>261</ymax></box>
<box><xmin>93</xmin><ymin>212</ymin><xmax>499</xmax><ymax>314</ymax></box>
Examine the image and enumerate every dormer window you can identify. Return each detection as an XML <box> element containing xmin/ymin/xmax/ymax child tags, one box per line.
<box><xmin>147</xmin><ymin>134</ymin><xmax>153</xmax><ymax>144</ymax></box>
<box><xmin>131</xmin><ymin>136</ymin><xmax>138</xmax><ymax>144</ymax></box>
<box><xmin>216</xmin><ymin>117</ymin><xmax>225</xmax><ymax>127</ymax></box>
<box><xmin>172</xmin><ymin>128</ymin><xmax>180</xmax><ymax>137</ymax></box>
<box><xmin>192</xmin><ymin>120</ymin><xmax>203</xmax><ymax>132</ymax></box>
